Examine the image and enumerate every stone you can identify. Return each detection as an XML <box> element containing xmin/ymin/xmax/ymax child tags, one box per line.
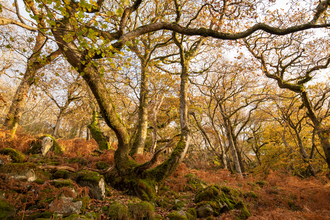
<box><xmin>0</xmin><ymin>148</ymin><xmax>25</xmax><ymax>163</ymax></box>
<box><xmin>49</xmin><ymin>195</ymin><xmax>82</xmax><ymax>217</ymax></box>
<box><xmin>196</xmin><ymin>204</ymin><xmax>214</xmax><ymax>218</ymax></box>
<box><xmin>41</xmin><ymin>136</ymin><xmax>54</xmax><ymax>156</ymax></box>
<box><xmin>0</xmin><ymin>163</ymin><xmax>49</xmax><ymax>182</ymax></box>
<box><xmin>70</xmin><ymin>170</ymin><xmax>105</xmax><ymax>200</ymax></box>
<box><xmin>27</xmin><ymin>135</ymin><xmax>63</xmax><ymax>155</ymax></box>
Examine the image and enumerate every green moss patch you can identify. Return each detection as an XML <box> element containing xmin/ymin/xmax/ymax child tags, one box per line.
<box><xmin>51</xmin><ymin>179</ymin><xmax>75</xmax><ymax>188</ymax></box>
<box><xmin>128</xmin><ymin>201</ymin><xmax>155</xmax><ymax>220</ymax></box>
<box><xmin>194</xmin><ymin>185</ymin><xmax>250</xmax><ymax>219</ymax></box>
<box><xmin>96</xmin><ymin>161</ymin><xmax>110</xmax><ymax>170</ymax></box>
<box><xmin>184</xmin><ymin>174</ymin><xmax>207</xmax><ymax>192</ymax></box>
<box><xmin>0</xmin><ymin>162</ymin><xmax>50</xmax><ymax>181</ymax></box>
<box><xmin>107</xmin><ymin>203</ymin><xmax>130</xmax><ymax>220</ymax></box>
<box><xmin>0</xmin><ymin>199</ymin><xmax>15</xmax><ymax>219</ymax></box>
<box><xmin>0</xmin><ymin>148</ymin><xmax>25</xmax><ymax>163</ymax></box>
<box><xmin>53</xmin><ymin>170</ymin><xmax>70</xmax><ymax>179</ymax></box>
<box><xmin>68</xmin><ymin>158</ymin><xmax>88</xmax><ymax>166</ymax></box>
<box><xmin>27</xmin><ymin>135</ymin><xmax>63</xmax><ymax>155</ymax></box>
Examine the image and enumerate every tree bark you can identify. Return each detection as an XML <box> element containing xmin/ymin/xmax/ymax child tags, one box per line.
<box><xmin>130</xmin><ymin>64</ymin><xmax>149</xmax><ymax>155</ymax></box>
<box><xmin>220</xmin><ymin>105</ymin><xmax>242</xmax><ymax>175</ymax></box>
<box><xmin>88</xmin><ymin>111</ymin><xmax>110</xmax><ymax>151</ymax></box>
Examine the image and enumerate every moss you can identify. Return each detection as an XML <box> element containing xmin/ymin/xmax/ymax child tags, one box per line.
<box><xmin>24</xmin><ymin>211</ymin><xmax>55</xmax><ymax>220</ymax></box>
<box><xmin>0</xmin><ymin>162</ymin><xmax>50</xmax><ymax>180</ymax></box>
<box><xmin>53</xmin><ymin>170</ymin><xmax>69</xmax><ymax>179</ymax></box>
<box><xmin>160</xmin><ymin>187</ymin><xmax>179</xmax><ymax>198</ymax></box>
<box><xmin>88</xmin><ymin>111</ymin><xmax>110</xmax><ymax>151</ymax></box>
<box><xmin>255</xmin><ymin>181</ymin><xmax>268</xmax><ymax>187</ymax></box>
<box><xmin>219</xmin><ymin>191</ymin><xmax>235</xmax><ymax>209</ymax></box>
<box><xmin>81</xmin><ymin>197</ymin><xmax>90</xmax><ymax>213</ymax></box>
<box><xmin>184</xmin><ymin>174</ymin><xmax>207</xmax><ymax>192</ymax></box>
<box><xmin>243</xmin><ymin>191</ymin><xmax>258</xmax><ymax>199</ymax></box>
<box><xmin>147</xmin><ymin>138</ymin><xmax>187</xmax><ymax>183</ymax></box>
<box><xmin>0</xmin><ymin>199</ymin><xmax>16</xmax><ymax>219</ymax></box>
<box><xmin>51</xmin><ymin>179</ymin><xmax>74</xmax><ymax>188</ymax></box>
<box><xmin>27</xmin><ymin>135</ymin><xmax>63</xmax><ymax>155</ymax></box>
<box><xmin>107</xmin><ymin>203</ymin><xmax>130</xmax><ymax>220</ymax></box>
<box><xmin>128</xmin><ymin>201</ymin><xmax>155</xmax><ymax>220</ymax></box>
<box><xmin>73</xmin><ymin>170</ymin><xmax>103</xmax><ymax>182</ymax></box>
<box><xmin>167</xmin><ymin>211</ymin><xmax>188</xmax><ymax>220</ymax></box>
<box><xmin>62</xmin><ymin>214</ymin><xmax>80</xmax><ymax>220</ymax></box>
<box><xmin>96</xmin><ymin>161</ymin><xmax>110</xmax><ymax>170</ymax></box>
<box><xmin>133</xmin><ymin>178</ymin><xmax>157</xmax><ymax>201</ymax></box>
<box><xmin>105</xmin><ymin>187</ymin><xmax>112</xmax><ymax>196</ymax></box>
<box><xmin>0</xmin><ymin>148</ymin><xmax>25</xmax><ymax>163</ymax></box>
<box><xmin>173</xmin><ymin>199</ymin><xmax>187</xmax><ymax>210</ymax></box>
<box><xmin>234</xmin><ymin>201</ymin><xmax>251</xmax><ymax>219</ymax></box>
<box><xmin>194</xmin><ymin>185</ymin><xmax>220</xmax><ymax>203</ymax></box>
<box><xmin>186</xmin><ymin>208</ymin><xmax>197</xmax><ymax>220</ymax></box>
<box><xmin>27</xmin><ymin>140</ymin><xmax>43</xmax><ymax>155</ymax></box>
<box><xmin>43</xmin><ymin>135</ymin><xmax>63</xmax><ymax>155</ymax></box>
<box><xmin>68</xmin><ymin>158</ymin><xmax>88</xmax><ymax>166</ymax></box>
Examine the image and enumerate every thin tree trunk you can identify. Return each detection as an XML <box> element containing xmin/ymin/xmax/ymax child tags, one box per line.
<box><xmin>130</xmin><ymin>64</ymin><xmax>148</xmax><ymax>155</ymax></box>
<box><xmin>4</xmin><ymin>31</ymin><xmax>60</xmax><ymax>137</ymax></box>
<box><xmin>221</xmin><ymin>113</ymin><xmax>242</xmax><ymax>175</ymax></box>
<box><xmin>150</xmin><ymin>95</ymin><xmax>164</xmax><ymax>154</ymax></box>
<box><xmin>52</xmin><ymin>111</ymin><xmax>63</xmax><ymax>137</ymax></box>
<box><xmin>86</xmin><ymin>127</ymin><xmax>91</xmax><ymax>141</ymax></box>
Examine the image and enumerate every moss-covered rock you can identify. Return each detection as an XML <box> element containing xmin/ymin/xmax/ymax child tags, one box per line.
<box><xmin>0</xmin><ymin>199</ymin><xmax>15</xmax><ymax>219</ymax></box>
<box><xmin>194</xmin><ymin>185</ymin><xmax>221</xmax><ymax>203</ymax></box>
<box><xmin>184</xmin><ymin>174</ymin><xmax>207</xmax><ymax>192</ymax></box>
<box><xmin>168</xmin><ymin>210</ymin><xmax>188</xmax><ymax>220</ymax></box>
<box><xmin>128</xmin><ymin>201</ymin><xmax>155</xmax><ymax>220</ymax></box>
<box><xmin>235</xmin><ymin>201</ymin><xmax>251</xmax><ymax>219</ymax></box>
<box><xmin>27</xmin><ymin>135</ymin><xmax>63</xmax><ymax>155</ymax></box>
<box><xmin>52</xmin><ymin>179</ymin><xmax>75</xmax><ymax>189</ymax></box>
<box><xmin>0</xmin><ymin>162</ymin><xmax>50</xmax><ymax>182</ymax></box>
<box><xmin>186</xmin><ymin>208</ymin><xmax>197</xmax><ymax>220</ymax></box>
<box><xmin>69</xmin><ymin>170</ymin><xmax>105</xmax><ymax>200</ymax></box>
<box><xmin>193</xmin><ymin>185</ymin><xmax>250</xmax><ymax>219</ymax></box>
<box><xmin>0</xmin><ymin>148</ymin><xmax>25</xmax><ymax>163</ymax></box>
<box><xmin>107</xmin><ymin>203</ymin><xmax>130</xmax><ymax>220</ymax></box>
<box><xmin>53</xmin><ymin>170</ymin><xmax>70</xmax><ymax>179</ymax></box>
<box><xmin>34</xmin><ymin>179</ymin><xmax>45</xmax><ymax>184</ymax></box>
<box><xmin>30</xmin><ymin>211</ymin><xmax>55</xmax><ymax>219</ymax></box>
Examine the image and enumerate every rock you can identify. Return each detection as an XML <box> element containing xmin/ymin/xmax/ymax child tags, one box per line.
<box><xmin>51</xmin><ymin>179</ymin><xmax>78</xmax><ymax>198</ymax></box>
<box><xmin>28</xmin><ymin>135</ymin><xmax>63</xmax><ymax>155</ymax></box>
<box><xmin>0</xmin><ymin>199</ymin><xmax>16</xmax><ymax>220</ymax></box>
<box><xmin>49</xmin><ymin>195</ymin><xmax>82</xmax><ymax>217</ymax></box>
<box><xmin>0</xmin><ymin>163</ymin><xmax>50</xmax><ymax>182</ymax></box>
<box><xmin>128</xmin><ymin>201</ymin><xmax>155</xmax><ymax>219</ymax></box>
<box><xmin>41</xmin><ymin>136</ymin><xmax>54</xmax><ymax>156</ymax></box>
<box><xmin>70</xmin><ymin>170</ymin><xmax>105</xmax><ymax>200</ymax></box>
<box><xmin>0</xmin><ymin>148</ymin><xmax>25</xmax><ymax>163</ymax></box>
<box><xmin>107</xmin><ymin>203</ymin><xmax>130</xmax><ymax>219</ymax></box>
<box><xmin>196</xmin><ymin>204</ymin><xmax>214</xmax><ymax>218</ymax></box>
<box><xmin>194</xmin><ymin>185</ymin><xmax>220</xmax><ymax>203</ymax></box>
<box><xmin>167</xmin><ymin>210</ymin><xmax>188</xmax><ymax>220</ymax></box>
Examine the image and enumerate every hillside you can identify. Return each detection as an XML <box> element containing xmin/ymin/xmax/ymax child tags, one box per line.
<box><xmin>0</xmin><ymin>129</ymin><xmax>329</xmax><ymax>220</ymax></box>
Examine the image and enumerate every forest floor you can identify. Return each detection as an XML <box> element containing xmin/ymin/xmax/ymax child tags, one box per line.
<box><xmin>0</xmin><ymin>129</ymin><xmax>330</xmax><ymax>219</ymax></box>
